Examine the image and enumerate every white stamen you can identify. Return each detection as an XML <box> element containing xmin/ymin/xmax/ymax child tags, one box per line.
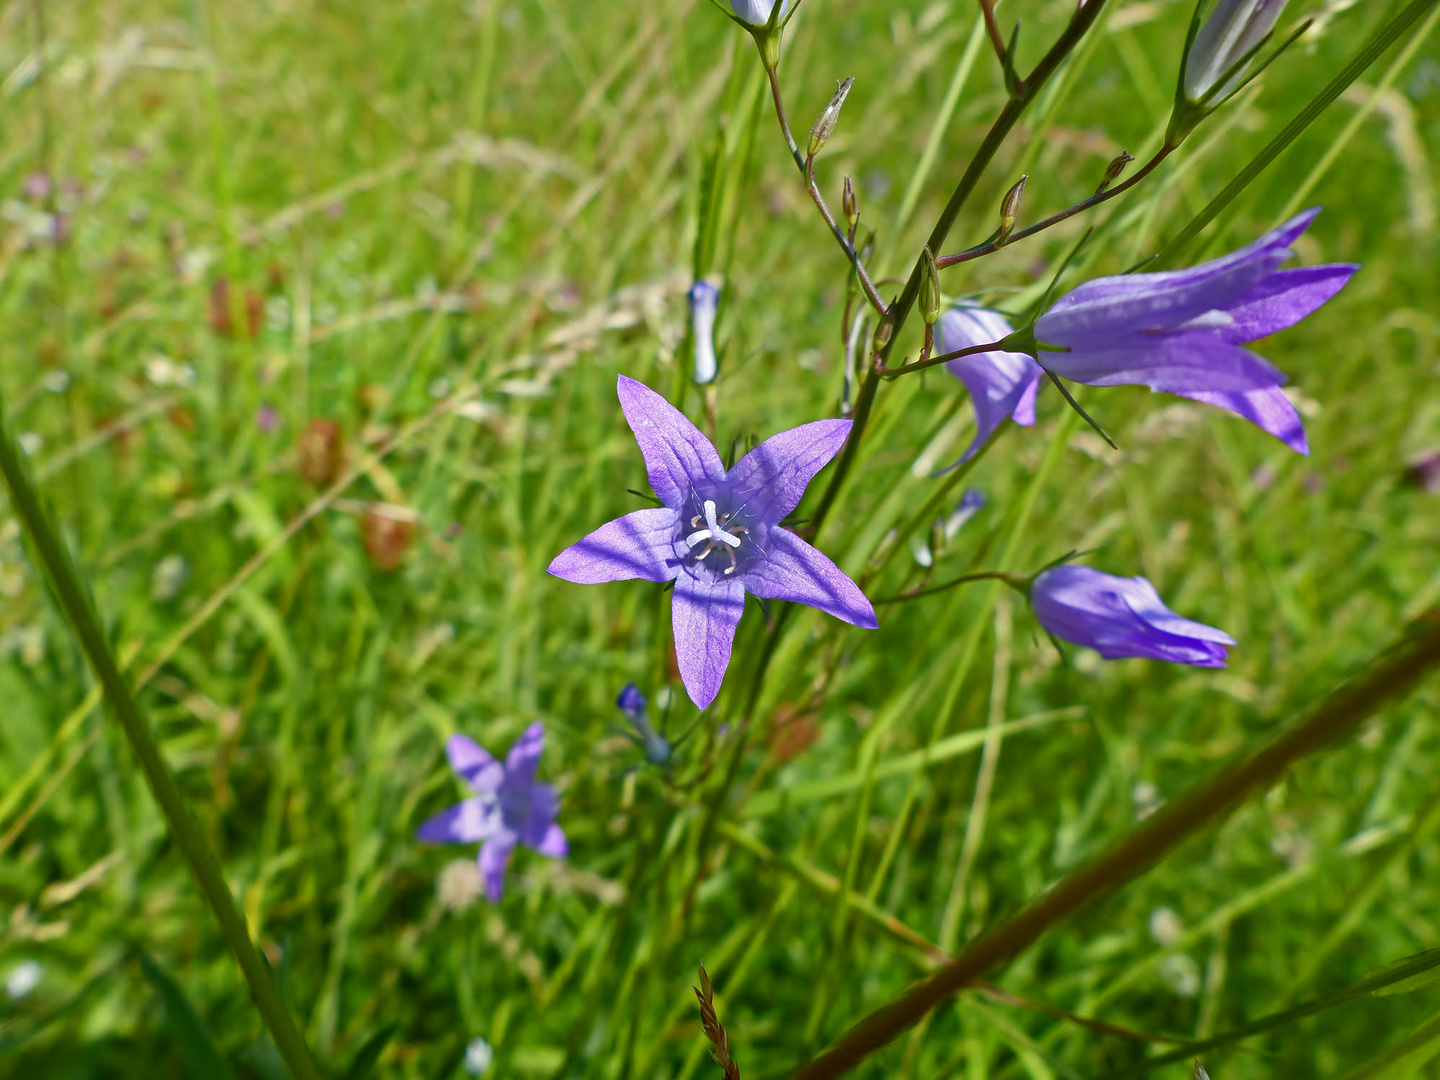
<box><xmin>686</xmin><ymin>529</ymin><xmax>712</xmax><ymax>548</ymax></box>
<box><xmin>703</xmin><ymin>499</ymin><xmax>742</xmax><ymax>548</ymax></box>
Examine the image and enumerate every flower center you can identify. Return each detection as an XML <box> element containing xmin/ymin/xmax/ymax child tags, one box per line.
<box><xmin>675</xmin><ymin>493</ymin><xmax>758</xmax><ymax>580</ymax></box>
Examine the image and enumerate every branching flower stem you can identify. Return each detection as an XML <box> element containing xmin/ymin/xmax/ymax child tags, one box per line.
<box><xmin>0</xmin><ymin>395</ymin><xmax>323</xmax><ymax>1080</ymax></box>
<box><xmin>872</xmin><ymin>570</ymin><xmax>1026</xmax><ymax>605</ymax></box>
<box><xmin>789</xmin><ymin>608</ymin><xmax>1440</xmax><ymax>1080</ymax></box>
<box><xmin>807</xmin><ymin>0</ymin><xmax>1114</xmax><ymax>538</ymax></box>
<box><xmin>935</xmin><ymin>145</ymin><xmax>1175</xmax><ymax>269</ymax></box>
<box><xmin>765</xmin><ymin>65</ymin><xmax>887</xmax><ymax>314</ymax></box>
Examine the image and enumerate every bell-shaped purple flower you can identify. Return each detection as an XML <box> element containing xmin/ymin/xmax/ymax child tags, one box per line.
<box><xmin>416</xmin><ymin>723</ymin><xmax>567</xmax><ymax>902</ymax></box>
<box><xmin>940</xmin><ymin>305</ymin><xmax>1043</xmax><ymax>468</ymax></box>
<box><xmin>548</xmin><ymin>376</ymin><xmax>877</xmax><ymax>710</ymax></box>
<box><xmin>1031</xmin><ymin>565</ymin><xmax>1235</xmax><ymax>667</ymax></box>
<box><xmin>1034</xmin><ymin>209</ymin><xmax>1357</xmax><ymax>455</ymax></box>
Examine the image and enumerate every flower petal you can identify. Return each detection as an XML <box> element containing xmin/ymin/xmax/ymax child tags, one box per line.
<box><xmin>446</xmin><ymin>734</ymin><xmax>504</xmax><ymax>792</ymax></box>
<box><xmin>617</xmin><ymin>376</ymin><xmax>725</xmax><ymax>509</ymax></box>
<box><xmin>1036</xmin><ymin>210</ymin><xmax>1318</xmax><ymax>345</ymax></box>
<box><xmin>1031</xmin><ymin>566</ymin><xmax>1232</xmax><ymax>668</ymax></box>
<box><xmin>1215</xmin><ymin>264</ymin><xmax>1358</xmax><ymax>343</ymax></box>
<box><xmin>534</xmin><ymin>823</ymin><xmax>568</xmax><ymax>858</ymax></box>
<box><xmin>547</xmin><ymin>508</ymin><xmax>680</xmax><ymax>584</ymax></box>
<box><xmin>417</xmin><ymin>798</ymin><xmax>497</xmax><ymax>844</ymax></box>
<box><xmin>744</xmin><ymin>528</ymin><xmax>878</xmax><ymax>629</ymax></box>
<box><xmin>726</xmin><ymin>419</ymin><xmax>852</xmax><ymax>525</ymax></box>
<box><xmin>504</xmin><ymin>722</ymin><xmax>546</xmax><ymax>780</ymax></box>
<box><xmin>671</xmin><ymin>572</ymin><xmax>747</xmax><ymax>710</ymax></box>
<box><xmin>1170</xmin><ymin>385</ymin><xmax>1308</xmax><ymax>454</ymax></box>
<box><xmin>1042</xmin><ymin>332</ymin><xmax>1286</xmax><ymax>394</ymax></box>
<box><xmin>479</xmin><ymin>830</ymin><xmax>517</xmax><ymax>903</ymax></box>
<box><xmin>939</xmin><ymin>306</ymin><xmax>1044</xmax><ymax>466</ymax></box>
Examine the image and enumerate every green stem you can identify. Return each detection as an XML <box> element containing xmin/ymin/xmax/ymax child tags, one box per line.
<box><xmin>1152</xmin><ymin>0</ymin><xmax>1440</xmax><ymax>268</ymax></box>
<box><xmin>789</xmin><ymin>608</ymin><xmax>1440</xmax><ymax>1080</ymax></box>
<box><xmin>0</xmin><ymin>397</ymin><xmax>322</xmax><ymax>1079</ymax></box>
<box><xmin>808</xmin><ymin>0</ymin><xmax>1112</xmax><ymax>536</ymax></box>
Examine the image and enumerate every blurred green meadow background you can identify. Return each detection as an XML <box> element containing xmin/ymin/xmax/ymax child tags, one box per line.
<box><xmin>2</xmin><ymin>0</ymin><xmax>1440</xmax><ymax>1076</ymax></box>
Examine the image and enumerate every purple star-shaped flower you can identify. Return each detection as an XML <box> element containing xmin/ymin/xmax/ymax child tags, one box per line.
<box><xmin>548</xmin><ymin>376</ymin><xmax>877</xmax><ymax>710</ymax></box>
<box><xmin>1031</xmin><ymin>565</ymin><xmax>1235</xmax><ymax>667</ymax></box>
<box><xmin>1034</xmin><ymin>209</ymin><xmax>1357</xmax><ymax>454</ymax></box>
<box><xmin>940</xmin><ymin>304</ymin><xmax>1043</xmax><ymax>469</ymax></box>
<box><xmin>415</xmin><ymin>723</ymin><xmax>567</xmax><ymax>902</ymax></box>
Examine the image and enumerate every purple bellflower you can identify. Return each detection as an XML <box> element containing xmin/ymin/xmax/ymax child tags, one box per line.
<box><xmin>940</xmin><ymin>304</ymin><xmax>1043</xmax><ymax>468</ymax></box>
<box><xmin>548</xmin><ymin>376</ymin><xmax>877</xmax><ymax>710</ymax></box>
<box><xmin>1031</xmin><ymin>565</ymin><xmax>1235</xmax><ymax>668</ymax></box>
<box><xmin>416</xmin><ymin>723</ymin><xmax>567</xmax><ymax>902</ymax></box>
<box><xmin>1033</xmin><ymin>209</ymin><xmax>1356</xmax><ymax>455</ymax></box>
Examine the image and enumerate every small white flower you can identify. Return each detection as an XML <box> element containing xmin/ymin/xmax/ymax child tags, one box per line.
<box><xmin>5</xmin><ymin>960</ymin><xmax>42</xmax><ymax>1000</ymax></box>
<box><xmin>1183</xmin><ymin>0</ymin><xmax>1288</xmax><ymax>101</ymax></box>
<box><xmin>463</xmin><ymin>1036</ymin><xmax>494</xmax><ymax>1076</ymax></box>
<box><xmin>151</xmin><ymin>554</ymin><xmax>189</xmax><ymax>602</ymax></box>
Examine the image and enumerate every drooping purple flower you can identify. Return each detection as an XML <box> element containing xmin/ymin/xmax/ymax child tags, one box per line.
<box><xmin>940</xmin><ymin>305</ymin><xmax>1043</xmax><ymax>468</ymax></box>
<box><xmin>416</xmin><ymin>723</ymin><xmax>567</xmax><ymax>902</ymax></box>
<box><xmin>548</xmin><ymin>376</ymin><xmax>877</xmax><ymax>710</ymax></box>
<box><xmin>1034</xmin><ymin>210</ymin><xmax>1357</xmax><ymax>455</ymax></box>
<box><xmin>1031</xmin><ymin>565</ymin><xmax>1235</xmax><ymax>667</ymax></box>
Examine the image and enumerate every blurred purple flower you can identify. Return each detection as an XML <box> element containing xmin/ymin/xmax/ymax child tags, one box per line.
<box><xmin>257</xmin><ymin>404</ymin><xmax>278</xmax><ymax>433</ymax></box>
<box><xmin>548</xmin><ymin>376</ymin><xmax>877</xmax><ymax>709</ymax></box>
<box><xmin>416</xmin><ymin>723</ymin><xmax>566</xmax><ymax>902</ymax></box>
<box><xmin>23</xmin><ymin>172</ymin><xmax>50</xmax><ymax>200</ymax></box>
<box><xmin>940</xmin><ymin>305</ymin><xmax>1043</xmax><ymax>469</ymax></box>
<box><xmin>1031</xmin><ymin>565</ymin><xmax>1234</xmax><ymax>667</ymax></box>
<box><xmin>1035</xmin><ymin>210</ymin><xmax>1357</xmax><ymax>455</ymax></box>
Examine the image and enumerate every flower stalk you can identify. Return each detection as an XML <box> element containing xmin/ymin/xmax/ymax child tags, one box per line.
<box><xmin>789</xmin><ymin>608</ymin><xmax>1440</xmax><ymax>1080</ymax></box>
<box><xmin>0</xmin><ymin>392</ymin><xmax>323</xmax><ymax>1079</ymax></box>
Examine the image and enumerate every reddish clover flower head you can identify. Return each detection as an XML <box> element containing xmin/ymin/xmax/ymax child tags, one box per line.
<box><xmin>1034</xmin><ymin>209</ymin><xmax>1357</xmax><ymax>455</ymax></box>
<box><xmin>939</xmin><ymin>304</ymin><xmax>1043</xmax><ymax>470</ymax></box>
<box><xmin>1031</xmin><ymin>565</ymin><xmax>1235</xmax><ymax>667</ymax></box>
<box><xmin>416</xmin><ymin>723</ymin><xmax>567</xmax><ymax>902</ymax></box>
<box><xmin>548</xmin><ymin>376</ymin><xmax>877</xmax><ymax>710</ymax></box>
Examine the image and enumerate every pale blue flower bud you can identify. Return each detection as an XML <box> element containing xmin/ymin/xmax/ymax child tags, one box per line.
<box><xmin>728</xmin><ymin>0</ymin><xmax>791</xmax><ymax>27</ymax></box>
<box><xmin>688</xmin><ymin>280</ymin><xmax>721</xmax><ymax>385</ymax></box>
<box><xmin>1183</xmin><ymin>0</ymin><xmax>1288</xmax><ymax>101</ymax></box>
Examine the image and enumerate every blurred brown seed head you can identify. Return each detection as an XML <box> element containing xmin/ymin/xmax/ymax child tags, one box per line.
<box><xmin>208</xmin><ymin>278</ymin><xmax>264</xmax><ymax>338</ymax></box>
<box><xmin>297</xmin><ymin>419</ymin><xmax>344</xmax><ymax>487</ymax></box>
<box><xmin>362</xmin><ymin>509</ymin><xmax>415</xmax><ymax>572</ymax></box>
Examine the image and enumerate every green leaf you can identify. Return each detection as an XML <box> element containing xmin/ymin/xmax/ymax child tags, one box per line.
<box><xmin>344</xmin><ymin>1023</ymin><xmax>398</xmax><ymax>1080</ymax></box>
<box><xmin>140</xmin><ymin>953</ymin><xmax>235</xmax><ymax>1080</ymax></box>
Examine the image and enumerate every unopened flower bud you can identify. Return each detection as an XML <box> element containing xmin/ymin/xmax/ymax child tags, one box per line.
<box><xmin>919</xmin><ymin>248</ymin><xmax>941</xmax><ymax>327</ymax></box>
<box><xmin>728</xmin><ymin>0</ymin><xmax>790</xmax><ymax>28</ymax></box>
<box><xmin>1095</xmin><ymin>151</ymin><xmax>1134</xmax><ymax>195</ymax></box>
<box><xmin>998</xmin><ymin>175</ymin><xmax>1027</xmax><ymax>241</ymax></box>
<box><xmin>1183</xmin><ymin>0</ymin><xmax>1288</xmax><ymax>102</ymax></box>
<box><xmin>873</xmin><ymin>305</ymin><xmax>897</xmax><ymax>352</ymax></box>
<box><xmin>688</xmin><ymin>279</ymin><xmax>721</xmax><ymax>385</ymax></box>
<box><xmin>843</xmin><ymin>175</ymin><xmax>858</xmax><ymax>232</ymax></box>
<box><xmin>808</xmin><ymin>77</ymin><xmax>855</xmax><ymax>160</ymax></box>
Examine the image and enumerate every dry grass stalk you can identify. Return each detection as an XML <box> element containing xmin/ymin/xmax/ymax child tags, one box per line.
<box><xmin>693</xmin><ymin>964</ymin><xmax>740</xmax><ymax>1080</ymax></box>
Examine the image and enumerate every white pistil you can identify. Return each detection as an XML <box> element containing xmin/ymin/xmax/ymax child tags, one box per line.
<box><xmin>686</xmin><ymin>499</ymin><xmax>741</xmax><ymax>550</ymax></box>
